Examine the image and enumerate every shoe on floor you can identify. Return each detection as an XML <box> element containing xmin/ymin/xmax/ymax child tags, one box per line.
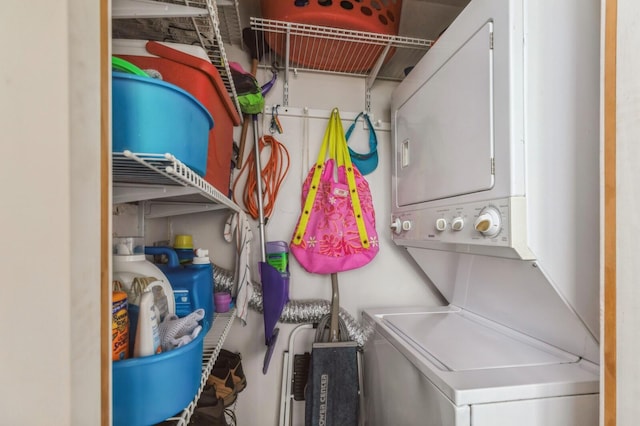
<box><xmin>216</xmin><ymin>349</ymin><xmax>247</xmax><ymax>393</ymax></box>
<box><xmin>189</xmin><ymin>397</ymin><xmax>229</xmax><ymax>426</ymax></box>
<box><xmin>206</xmin><ymin>366</ymin><xmax>237</xmax><ymax>407</ymax></box>
<box><xmin>197</xmin><ymin>384</ymin><xmax>221</xmax><ymax>408</ymax></box>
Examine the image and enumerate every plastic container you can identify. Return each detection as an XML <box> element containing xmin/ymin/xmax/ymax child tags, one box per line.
<box><xmin>214</xmin><ymin>291</ymin><xmax>232</xmax><ymax>313</ymax></box>
<box><xmin>112</xmin><ymin>56</ymin><xmax>149</xmax><ymax>77</ymax></box>
<box><xmin>266</xmin><ymin>241</ymin><xmax>290</xmax><ymax>277</ymax></box>
<box><xmin>112</xmin><ymin>71</ymin><xmax>214</xmax><ymax>176</ymax></box>
<box><xmin>112</xmin><ymin>237</ymin><xmax>176</xmax><ymax>315</ymax></box>
<box><xmin>261</xmin><ymin>0</ymin><xmax>403</xmax><ymax>72</ymax></box>
<box><xmin>112</xmin><ymin>331</ymin><xmax>204</xmax><ymax>426</ymax></box>
<box><xmin>134</xmin><ymin>292</ymin><xmax>162</xmax><ymax>358</ymax></box>
<box><xmin>113</xmin><ymin>236</ymin><xmax>145</xmax><ymax>256</ymax></box>
<box><xmin>174</xmin><ymin>234</ymin><xmax>194</xmax><ymax>264</ymax></box>
<box><xmin>113</xmin><ymin>39</ymin><xmax>241</xmax><ymax>193</ymax></box>
<box><xmin>112</xmin><ymin>291</ymin><xmax>129</xmax><ymax>361</ymax></box>
<box><xmin>144</xmin><ymin>246</ymin><xmax>215</xmax><ymax>332</ymax></box>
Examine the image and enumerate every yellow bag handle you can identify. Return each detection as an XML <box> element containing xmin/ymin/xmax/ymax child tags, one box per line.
<box><xmin>334</xmin><ymin>112</ymin><xmax>370</xmax><ymax>248</ymax></box>
<box><xmin>292</xmin><ymin>109</ymin><xmax>371</xmax><ymax>249</ymax></box>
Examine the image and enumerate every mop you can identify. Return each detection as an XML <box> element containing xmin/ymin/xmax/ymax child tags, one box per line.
<box><xmin>250</xmin><ymin>112</ymin><xmax>290</xmax><ymax>375</ymax></box>
<box><xmin>230</xmin><ymin>55</ymin><xmax>287</xmax><ymax>374</ymax></box>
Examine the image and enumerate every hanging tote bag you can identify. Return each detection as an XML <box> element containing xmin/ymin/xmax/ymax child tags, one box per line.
<box><xmin>290</xmin><ymin>108</ymin><xmax>379</xmax><ymax>274</ymax></box>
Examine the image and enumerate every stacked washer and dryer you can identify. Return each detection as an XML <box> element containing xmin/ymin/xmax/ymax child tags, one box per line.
<box><xmin>362</xmin><ymin>0</ymin><xmax>601</xmax><ymax>425</ymax></box>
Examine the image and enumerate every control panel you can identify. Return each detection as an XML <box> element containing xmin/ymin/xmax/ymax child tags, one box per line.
<box><xmin>390</xmin><ymin>198</ymin><xmax>524</xmax><ymax>249</ymax></box>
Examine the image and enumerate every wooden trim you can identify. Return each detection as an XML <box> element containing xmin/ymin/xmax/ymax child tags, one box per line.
<box><xmin>603</xmin><ymin>0</ymin><xmax>617</xmax><ymax>425</ymax></box>
<box><xmin>100</xmin><ymin>0</ymin><xmax>110</xmax><ymax>423</ymax></box>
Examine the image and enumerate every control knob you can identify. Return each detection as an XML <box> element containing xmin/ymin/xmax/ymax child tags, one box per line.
<box><xmin>451</xmin><ymin>217</ymin><xmax>465</xmax><ymax>231</ymax></box>
<box><xmin>435</xmin><ymin>218</ymin><xmax>447</xmax><ymax>232</ymax></box>
<box><xmin>390</xmin><ymin>218</ymin><xmax>402</xmax><ymax>235</ymax></box>
<box><xmin>474</xmin><ymin>207</ymin><xmax>502</xmax><ymax>237</ymax></box>
<box><xmin>391</xmin><ymin>218</ymin><xmax>413</xmax><ymax>234</ymax></box>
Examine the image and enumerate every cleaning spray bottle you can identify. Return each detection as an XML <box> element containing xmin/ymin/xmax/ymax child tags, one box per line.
<box><xmin>134</xmin><ymin>291</ymin><xmax>162</xmax><ymax>357</ymax></box>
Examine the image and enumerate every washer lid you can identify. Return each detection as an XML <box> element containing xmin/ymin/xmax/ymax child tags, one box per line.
<box><xmin>383</xmin><ymin>311</ymin><xmax>579</xmax><ymax>372</ymax></box>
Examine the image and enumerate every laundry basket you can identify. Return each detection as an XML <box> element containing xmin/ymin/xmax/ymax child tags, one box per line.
<box><xmin>260</xmin><ymin>0</ymin><xmax>403</xmax><ymax>73</ymax></box>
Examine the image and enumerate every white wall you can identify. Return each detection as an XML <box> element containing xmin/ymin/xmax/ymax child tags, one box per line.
<box><xmin>0</xmin><ymin>1</ymin><xmax>102</xmax><ymax>425</ymax></box>
<box><xmin>615</xmin><ymin>0</ymin><xmax>640</xmax><ymax>423</ymax></box>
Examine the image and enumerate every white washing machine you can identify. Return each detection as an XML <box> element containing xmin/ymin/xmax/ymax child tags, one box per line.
<box><xmin>362</xmin><ymin>0</ymin><xmax>601</xmax><ymax>424</ymax></box>
<box><xmin>362</xmin><ymin>306</ymin><xmax>598</xmax><ymax>426</ymax></box>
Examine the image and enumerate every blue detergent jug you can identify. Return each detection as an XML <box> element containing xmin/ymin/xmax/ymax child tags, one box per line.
<box><xmin>144</xmin><ymin>246</ymin><xmax>214</xmax><ymax>333</ymax></box>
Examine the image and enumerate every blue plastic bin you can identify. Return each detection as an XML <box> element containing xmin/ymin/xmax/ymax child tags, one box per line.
<box><xmin>112</xmin><ymin>72</ymin><xmax>214</xmax><ymax>176</ymax></box>
<box><xmin>112</xmin><ymin>331</ymin><xmax>204</xmax><ymax>426</ymax></box>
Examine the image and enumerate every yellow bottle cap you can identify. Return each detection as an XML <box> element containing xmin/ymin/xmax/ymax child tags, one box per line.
<box><xmin>174</xmin><ymin>234</ymin><xmax>194</xmax><ymax>249</ymax></box>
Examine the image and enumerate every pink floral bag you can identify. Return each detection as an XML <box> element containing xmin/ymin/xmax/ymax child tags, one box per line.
<box><xmin>290</xmin><ymin>108</ymin><xmax>379</xmax><ymax>274</ymax></box>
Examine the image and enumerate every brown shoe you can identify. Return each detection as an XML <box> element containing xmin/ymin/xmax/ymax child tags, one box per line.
<box><xmin>189</xmin><ymin>397</ymin><xmax>229</xmax><ymax>426</ymax></box>
<box><xmin>206</xmin><ymin>367</ymin><xmax>237</xmax><ymax>407</ymax></box>
<box><xmin>216</xmin><ymin>349</ymin><xmax>247</xmax><ymax>393</ymax></box>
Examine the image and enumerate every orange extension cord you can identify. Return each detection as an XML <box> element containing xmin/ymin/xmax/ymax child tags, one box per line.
<box><xmin>233</xmin><ymin>134</ymin><xmax>290</xmax><ymax>220</ymax></box>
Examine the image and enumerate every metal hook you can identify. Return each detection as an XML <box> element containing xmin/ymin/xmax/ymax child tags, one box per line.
<box><xmin>270</xmin><ymin>104</ymin><xmax>284</xmax><ymax>134</ymax></box>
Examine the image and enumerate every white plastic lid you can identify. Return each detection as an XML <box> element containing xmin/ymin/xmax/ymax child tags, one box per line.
<box><xmin>192</xmin><ymin>248</ymin><xmax>210</xmax><ymax>264</ymax></box>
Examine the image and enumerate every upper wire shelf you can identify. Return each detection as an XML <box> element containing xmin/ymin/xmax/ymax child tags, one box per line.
<box><xmin>249</xmin><ymin>17</ymin><xmax>433</xmax><ymax>81</ymax></box>
<box><xmin>113</xmin><ymin>151</ymin><xmax>241</xmax><ymax>212</ymax></box>
<box><xmin>112</xmin><ymin>0</ymin><xmax>242</xmax><ymax>115</ymax></box>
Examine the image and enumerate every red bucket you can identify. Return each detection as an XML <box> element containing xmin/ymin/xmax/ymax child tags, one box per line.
<box><xmin>261</xmin><ymin>0</ymin><xmax>403</xmax><ymax>73</ymax></box>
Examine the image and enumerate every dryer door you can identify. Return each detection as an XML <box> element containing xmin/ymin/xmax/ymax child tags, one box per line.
<box><xmin>395</xmin><ymin>21</ymin><xmax>494</xmax><ymax>207</ymax></box>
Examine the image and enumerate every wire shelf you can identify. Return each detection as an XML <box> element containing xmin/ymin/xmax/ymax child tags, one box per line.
<box><xmin>112</xmin><ymin>0</ymin><xmax>242</xmax><ymax>115</ymax></box>
<box><xmin>161</xmin><ymin>309</ymin><xmax>237</xmax><ymax>426</ymax></box>
<box><xmin>250</xmin><ymin>17</ymin><xmax>432</xmax><ymax>81</ymax></box>
<box><xmin>113</xmin><ymin>151</ymin><xmax>241</xmax><ymax>211</ymax></box>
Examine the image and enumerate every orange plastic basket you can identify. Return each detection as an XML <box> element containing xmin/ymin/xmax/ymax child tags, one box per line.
<box><xmin>260</xmin><ymin>0</ymin><xmax>403</xmax><ymax>73</ymax></box>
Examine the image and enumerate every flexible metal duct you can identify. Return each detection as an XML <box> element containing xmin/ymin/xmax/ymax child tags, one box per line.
<box><xmin>213</xmin><ymin>264</ymin><xmax>372</xmax><ymax>346</ymax></box>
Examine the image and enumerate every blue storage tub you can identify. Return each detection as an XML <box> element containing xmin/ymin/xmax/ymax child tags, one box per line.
<box><xmin>112</xmin><ymin>331</ymin><xmax>204</xmax><ymax>426</ymax></box>
<box><xmin>112</xmin><ymin>72</ymin><xmax>214</xmax><ymax>176</ymax></box>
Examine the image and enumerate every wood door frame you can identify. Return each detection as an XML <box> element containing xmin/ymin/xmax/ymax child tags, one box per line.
<box><xmin>101</xmin><ymin>0</ymin><xmax>111</xmax><ymax>424</ymax></box>
<box><xmin>603</xmin><ymin>0</ymin><xmax>617</xmax><ymax>425</ymax></box>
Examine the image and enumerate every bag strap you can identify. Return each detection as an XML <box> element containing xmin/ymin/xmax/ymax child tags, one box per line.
<box><xmin>292</xmin><ymin>109</ymin><xmax>371</xmax><ymax>249</ymax></box>
<box><xmin>292</xmin><ymin>109</ymin><xmax>334</xmax><ymax>246</ymax></box>
<box><xmin>335</xmin><ymin>113</ymin><xmax>371</xmax><ymax>248</ymax></box>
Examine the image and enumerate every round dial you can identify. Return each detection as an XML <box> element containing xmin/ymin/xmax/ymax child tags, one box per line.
<box><xmin>451</xmin><ymin>217</ymin><xmax>465</xmax><ymax>231</ymax></box>
<box><xmin>474</xmin><ymin>207</ymin><xmax>502</xmax><ymax>237</ymax></box>
<box><xmin>435</xmin><ymin>218</ymin><xmax>447</xmax><ymax>232</ymax></box>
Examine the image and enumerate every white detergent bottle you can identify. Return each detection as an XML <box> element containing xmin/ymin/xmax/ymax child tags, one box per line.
<box><xmin>134</xmin><ymin>291</ymin><xmax>162</xmax><ymax>357</ymax></box>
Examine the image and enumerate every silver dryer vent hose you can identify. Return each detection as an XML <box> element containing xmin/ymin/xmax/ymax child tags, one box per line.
<box><xmin>213</xmin><ymin>264</ymin><xmax>372</xmax><ymax>347</ymax></box>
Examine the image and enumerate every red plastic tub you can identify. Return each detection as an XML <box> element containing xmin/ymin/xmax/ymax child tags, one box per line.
<box><xmin>114</xmin><ymin>40</ymin><xmax>241</xmax><ymax>195</ymax></box>
<box><xmin>261</xmin><ymin>0</ymin><xmax>403</xmax><ymax>72</ymax></box>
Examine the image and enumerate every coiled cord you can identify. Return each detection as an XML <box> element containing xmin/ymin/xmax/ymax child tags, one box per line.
<box><xmin>233</xmin><ymin>134</ymin><xmax>290</xmax><ymax>220</ymax></box>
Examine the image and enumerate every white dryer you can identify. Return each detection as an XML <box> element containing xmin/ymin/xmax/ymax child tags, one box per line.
<box><xmin>363</xmin><ymin>0</ymin><xmax>601</xmax><ymax>424</ymax></box>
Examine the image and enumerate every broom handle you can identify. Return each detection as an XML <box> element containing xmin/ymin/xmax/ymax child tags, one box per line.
<box><xmin>330</xmin><ymin>273</ymin><xmax>340</xmax><ymax>342</ymax></box>
<box><xmin>236</xmin><ymin>58</ymin><xmax>260</xmax><ymax>169</ymax></box>
<box><xmin>252</xmin><ymin>113</ymin><xmax>267</xmax><ymax>263</ymax></box>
